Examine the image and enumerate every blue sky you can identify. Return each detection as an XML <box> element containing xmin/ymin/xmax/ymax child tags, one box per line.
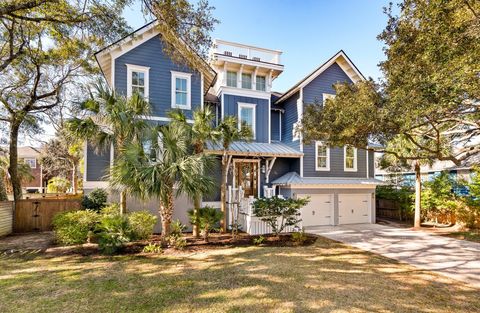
<box><xmin>123</xmin><ymin>0</ymin><xmax>392</xmax><ymax>92</ymax></box>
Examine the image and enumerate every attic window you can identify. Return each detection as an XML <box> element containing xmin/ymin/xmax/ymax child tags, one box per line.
<box><xmin>224</xmin><ymin>51</ymin><xmax>232</xmax><ymax>56</ymax></box>
<box><xmin>239</xmin><ymin>54</ymin><xmax>247</xmax><ymax>59</ymax></box>
<box><xmin>126</xmin><ymin>64</ymin><xmax>150</xmax><ymax>99</ymax></box>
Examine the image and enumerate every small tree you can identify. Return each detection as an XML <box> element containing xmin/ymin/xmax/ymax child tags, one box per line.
<box><xmin>253</xmin><ymin>196</ymin><xmax>310</xmax><ymax>236</ymax></box>
<box><xmin>188</xmin><ymin>206</ymin><xmax>223</xmax><ymax>242</ymax></box>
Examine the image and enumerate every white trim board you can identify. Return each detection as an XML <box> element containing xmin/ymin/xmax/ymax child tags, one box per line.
<box><xmin>126</xmin><ymin>64</ymin><xmax>150</xmax><ymax>98</ymax></box>
<box><xmin>170</xmin><ymin>71</ymin><xmax>192</xmax><ymax>110</ymax></box>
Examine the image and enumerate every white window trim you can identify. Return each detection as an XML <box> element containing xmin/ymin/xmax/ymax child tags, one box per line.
<box><xmin>171</xmin><ymin>70</ymin><xmax>192</xmax><ymax>110</ymax></box>
<box><xmin>315</xmin><ymin>141</ymin><xmax>330</xmax><ymax>171</ymax></box>
<box><xmin>238</xmin><ymin>102</ymin><xmax>256</xmax><ymax>139</ymax></box>
<box><xmin>323</xmin><ymin>93</ymin><xmax>335</xmax><ymax>105</ymax></box>
<box><xmin>126</xmin><ymin>64</ymin><xmax>150</xmax><ymax>98</ymax></box>
<box><xmin>24</xmin><ymin>158</ymin><xmax>37</xmax><ymax>169</ymax></box>
<box><xmin>344</xmin><ymin>146</ymin><xmax>358</xmax><ymax>172</ymax></box>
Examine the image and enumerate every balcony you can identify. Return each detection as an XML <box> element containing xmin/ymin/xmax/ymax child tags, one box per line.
<box><xmin>210</xmin><ymin>39</ymin><xmax>283</xmax><ymax>66</ymax></box>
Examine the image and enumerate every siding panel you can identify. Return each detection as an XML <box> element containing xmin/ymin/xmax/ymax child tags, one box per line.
<box><xmin>271</xmin><ymin>110</ymin><xmax>280</xmax><ymax>141</ymax></box>
<box><xmin>280</xmin><ymin>91</ymin><xmax>300</xmax><ymax>150</ymax></box>
<box><xmin>0</xmin><ymin>201</ymin><xmax>13</xmax><ymax>237</ymax></box>
<box><xmin>86</xmin><ymin>144</ymin><xmax>110</xmax><ymax>181</ymax></box>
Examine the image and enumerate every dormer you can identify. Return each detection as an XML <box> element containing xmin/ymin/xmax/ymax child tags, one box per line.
<box><xmin>209</xmin><ymin>39</ymin><xmax>284</xmax><ymax>95</ymax></box>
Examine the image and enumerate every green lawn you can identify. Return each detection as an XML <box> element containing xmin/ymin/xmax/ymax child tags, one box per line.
<box><xmin>0</xmin><ymin>237</ymin><xmax>479</xmax><ymax>313</ymax></box>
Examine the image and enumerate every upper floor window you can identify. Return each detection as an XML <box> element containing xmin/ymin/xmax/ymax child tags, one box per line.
<box><xmin>238</xmin><ymin>102</ymin><xmax>256</xmax><ymax>139</ymax></box>
<box><xmin>344</xmin><ymin>146</ymin><xmax>357</xmax><ymax>171</ymax></box>
<box><xmin>226</xmin><ymin>71</ymin><xmax>237</xmax><ymax>87</ymax></box>
<box><xmin>256</xmin><ymin>75</ymin><xmax>266</xmax><ymax>91</ymax></box>
<box><xmin>23</xmin><ymin>158</ymin><xmax>36</xmax><ymax>169</ymax></box>
<box><xmin>171</xmin><ymin>71</ymin><xmax>192</xmax><ymax>109</ymax></box>
<box><xmin>315</xmin><ymin>142</ymin><xmax>330</xmax><ymax>171</ymax></box>
<box><xmin>126</xmin><ymin>64</ymin><xmax>150</xmax><ymax>98</ymax></box>
<box><xmin>241</xmin><ymin>73</ymin><xmax>252</xmax><ymax>89</ymax></box>
<box><xmin>323</xmin><ymin>93</ymin><xmax>335</xmax><ymax>105</ymax></box>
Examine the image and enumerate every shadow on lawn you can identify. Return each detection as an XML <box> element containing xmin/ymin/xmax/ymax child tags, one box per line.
<box><xmin>0</xmin><ymin>237</ymin><xmax>479</xmax><ymax>313</ymax></box>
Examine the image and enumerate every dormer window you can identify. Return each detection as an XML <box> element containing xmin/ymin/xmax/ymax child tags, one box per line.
<box><xmin>126</xmin><ymin>64</ymin><xmax>150</xmax><ymax>98</ymax></box>
<box><xmin>256</xmin><ymin>75</ymin><xmax>266</xmax><ymax>91</ymax></box>
<box><xmin>171</xmin><ymin>71</ymin><xmax>192</xmax><ymax>110</ymax></box>
<box><xmin>227</xmin><ymin>71</ymin><xmax>237</xmax><ymax>87</ymax></box>
<box><xmin>241</xmin><ymin>73</ymin><xmax>252</xmax><ymax>89</ymax></box>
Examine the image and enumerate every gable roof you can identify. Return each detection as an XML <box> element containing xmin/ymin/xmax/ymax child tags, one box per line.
<box><xmin>95</xmin><ymin>20</ymin><xmax>217</xmax><ymax>95</ymax></box>
<box><xmin>275</xmin><ymin>50</ymin><xmax>365</xmax><ymax>104</ymax></box>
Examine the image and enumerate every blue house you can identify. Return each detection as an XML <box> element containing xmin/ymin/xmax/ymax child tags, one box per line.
<box><xmin>86</xmin><ymin>21</ymin><xmax>382</xmax><ymax>233</ymax></box>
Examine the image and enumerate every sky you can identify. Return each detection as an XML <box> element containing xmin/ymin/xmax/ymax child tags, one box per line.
<box><xmin>123</xmin><ymin>0</ymin><xmax>392</xmax><ymax>92</ymax></box>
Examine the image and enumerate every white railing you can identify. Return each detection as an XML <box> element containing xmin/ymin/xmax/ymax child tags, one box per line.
<box><xmin>212</xmin><ymin>39</ymin><xmax>282</xmax><ymax>65</ymax></box>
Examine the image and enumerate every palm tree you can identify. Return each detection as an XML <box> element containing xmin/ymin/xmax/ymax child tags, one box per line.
<box><xmin>111</xmin><ymin>122</ymin><xmax>215</xmax><ymax>243</ymax></box>
<box><xmin>217</xmin><ymin>116</ymin><xmax>252</xmax><ymax>232</ymax></box>
<box><xmin>67</xmin><ymin>82</ymin><xmax>150</xmax><ymax>213</ymax></box>
<box><xmin>169</xmin><ymin>107</ymin><xmax>219</xmax><ymax>237</ymax></box>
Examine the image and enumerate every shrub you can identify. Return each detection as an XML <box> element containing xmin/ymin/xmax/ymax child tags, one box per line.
<box><xmin>291</xmin><ymin>228</ymin><xmax>308</xmax><ymax>245</ymax></box>
<box><xmin>167</xmin><ymin>219</ymin><xmax>187</xmax><ymax>249</ymax></box>
<box><xmin>253</xmin><ymin>196</ymin><xmax>309</xmax><ymax>235</ymax></box>
<box><xmin>376</xmin><ymin>185</ymin><xmax>414</xmax><ymax>220</ymax></box>
<box><xmin>128</xmin><ymin>211</ymin><xmax>157</xmax><ymax>240</ymax></box>
<box><xmin>47</xmin><ymin>177</ymin><xmax>71</xmax><ymax>193</ymax></box>
<box><xmin>96</xmin><ymin>214</ymin><xmax>132</xmax><ymax>254</ymax></box>
<box><xmin>188</xmin><ymin>206</ymin><xmax>223</xmax><ymax>242</ymax></box>
<box><xmin>143</xmin><ymin>243</ymin><xmax>162</xmax><ymax>253</ymax></box>
<box><xmin>52</xmin><ymin>210</ymin><xmax>99</xmax><ymax>245</ymax></box>
<box><xmin>253</xmin><ymin>235</ymin><xmax>265</xmax><ymax>245</ymax></box>
<box><xmin>82</xmin><ymin>188</ymin><xmax>108</xmax><ymax>212</ymax></box>
<box><xmin>100</xmin><ymin>203</ymin><xmax>121</xmax><ymax>216</ymax></box>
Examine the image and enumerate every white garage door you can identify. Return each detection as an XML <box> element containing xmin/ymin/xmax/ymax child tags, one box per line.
<box><xmin>338</xmin><ymin>194</ymin><xmax>371</xmax><ymax>224</ymax></box>
<box><xmin>298</xmin><ymin>194</ymin><xmax>334</xmax><ymax>226</ymax></box>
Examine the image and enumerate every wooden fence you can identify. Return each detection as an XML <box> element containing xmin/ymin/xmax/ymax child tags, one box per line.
<box><xmin>376</xmin><ymin>199</ymin><xmax>413</xmax><ymax>221</ymax></box>
<box><xmin>0</xmin><ymin>201</ymin><xmax>13</xmax><ymax>236</ymax></box>
<box><xmin>14</xmin><ymin>199</ymin><xmax>81</xmax><ymax>233</ymax></box>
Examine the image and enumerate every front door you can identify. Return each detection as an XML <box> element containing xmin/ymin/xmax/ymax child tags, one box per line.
<box><xmin>235</xmin><ymin>161</ymin><xmax>259</xmax><ymax>198</ymax></box>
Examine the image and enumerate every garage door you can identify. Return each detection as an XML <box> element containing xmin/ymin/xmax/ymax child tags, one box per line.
<box><xmin>338</xmin><ymin>194</ymin><xmax>371</xmax><ymax>224</ymax></box>
<box><xmin>298</xmin><ymin>194</ymin><xmax>334</xmax><ymax>226</ymax></box>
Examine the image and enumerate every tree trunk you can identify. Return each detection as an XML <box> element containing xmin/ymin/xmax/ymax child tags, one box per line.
<box><xmin>8</xmin><ymin>120</ymin><xmax>22</xmax><ymax>202</ymax></box>
<box><xmin>0</xmin><ymin>170</ymin><xmax>8</xmax><ymax>201</ymax></box>
<box><xmin>72</xmin><ymin>162</ymin><xmax>78</xmax><ymax>194</ymax></box>
<box><xmin>414</xmin><ymin>161</ymin><xmax>422</xmax><ymax>228</ymax></box>
<box><xmin>192</xmin><ymin>194</ymin><xmax>201</xmax><ymax>238</ymax></box>
<box><xmin>220</xmin><ymin>155</ymin><xmax>228</xmax><ymax>233</ymax></box>
<box><xmin>159</xmin><ymin>189</ymin><xmax>174</xmax><ymax>246</ymax></box>
<box><xmin>120</xmin><ymin>190</ymin><xmax>127</xmax><ymax>214</ymax></box>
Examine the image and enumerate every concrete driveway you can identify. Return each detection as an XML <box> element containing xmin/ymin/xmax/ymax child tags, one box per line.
<box><xmin>307</xmin><ymin>224</ymin><xmax>480</xmax><ymax>289</ymax></box>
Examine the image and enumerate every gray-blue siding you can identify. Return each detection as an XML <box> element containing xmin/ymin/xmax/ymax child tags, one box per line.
<box><xmin>302</xmin><ymin>62</ymin><xmax>352</xmax><ymax>104</ymax></box>
<box><xmin>114</xmin><ymin>36</ymin><xmax>202</xmax><ymax>119</ymax></box>
<box><xmin>280</xmin><ymin>91</ymin><xmax>300</xmax><ymax>150</ymax></box>
<box><xmin>271</xmin><ymin>110</ymin><xmax>280</xmax><ymax>141</ymax></box>
<box><xmin>222</xmin><ymin>94</ymin><xmax>269</xmax><ymax>143</ymax></box>
<box><xmin>86</xmin><ymin>145</ymin><xmax>110</xmax><ymax>181</ymax></box>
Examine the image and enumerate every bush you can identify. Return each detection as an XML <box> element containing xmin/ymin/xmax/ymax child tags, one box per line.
<box><xmin>376</xmin><ymin>185</ymin><xmax>414</xmax><ymax>220</ymax></box>
<box><xmin>128</xmin><ymin>211</ymin><xmax>157</xmax><ymax>240</ymax></box>
<box><xmin>253</xmin><ymin>235</ymin><xmax>265</xmax><ymax>245</ymax></box>
<box><xmin>167</xmin><ymin>219</ymin><xmax>187</xmax><ymax>249</ymax></box>
<box><xmin>52</xmin><ymin>210</ymin><xmax>99</xmax><ymax>245</ymax></box>
<box><xmin>143</xmin><ymin>243</ymin><xmax>162</xmax><ymax>253</ymax></box>
<box><xmin>100</xmin><ymin>203</ymin><xmax>121</xmax><ymax>216</ymax></box>
<box><xmin>82</xmin><ymin>188</ymin><xmax>108</xmax><ymax>212</ymax></box>
<box><xmin>188</xmin><ymin>207</ymin><xmax>223</xmax><ymax>242</ymax></box>
<box><xmin>253</xmin><ymin>196</ymin><xmax>309</xmax><ymax>235</ymax></box>
<box><xmin>47</xmin><ymin>177</ymin><xmax>71</xmax><ymax>193</ymax></box>
<box><xmin>96</xmin><ymin>214</ymin><xmax>132</xmax><ymax>254</ymax></box>
<box><xmin>291</xmin><ymin>228</ymin><xmax>308</xmax><ymax>245</ymax></box>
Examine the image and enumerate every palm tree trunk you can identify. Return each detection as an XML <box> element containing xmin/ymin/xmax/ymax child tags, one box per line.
<box><xmin>193</xmin><ymin>195</ymin><xmax>201</xmax><ymax>238</ymax></box>
<box><xmin>159</xmin><ymin>189</ymin><xmax>174</xmax><ymax>246</ymax></box>
<box><xmin>8</xmin><ymin>120</ymin><xmax>22</xmax><ymax>201</ymax></box>
<box><xmin>120</xmin><ymin>190</ymin><xmax>127</xmax><ymax>214</ymax></box>
<box><xmin>414</xmin><ymin>161</ymin><xmax>422</xmax><ymax>228</ymax></box>
<box><xmin>220</xmin><ymin>155</ymin><xmax>228</xmax><ymax>233</ymax></box>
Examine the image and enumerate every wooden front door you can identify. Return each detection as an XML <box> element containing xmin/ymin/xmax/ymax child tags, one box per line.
<box><xmin>235</xmin><ymin>161</ymin><xmax>259</xmax><ymax>198</ymax></box>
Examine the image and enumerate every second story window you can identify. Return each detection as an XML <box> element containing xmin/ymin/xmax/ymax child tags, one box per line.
<box><xmin>241</xmin><ymin>73</ymin><xmax>252</xmax><ymax>89</ymax></box>
<box><xmin>344</xmin><ymin>146</ymin><xmax>357</xmax><ymax>171</ymax></box>
<box><xmin>315</xmin><ymin>142</ymin><xmax>329</xmax><ymax>171</ymax></box>
<box><xmin>24</xmin><ymin>158</ymin><xmax>36</xmax><ymax>169</ymax></box>
<box><xmin>238</xmin><ymin>102</ymin><xmax>256</xmax><ymax>139</ymax></box>
<box><xmin>171</xmin><ymin>71</ymin><xmax>192</xmax><ymax>109</ymax></box>
<box><xmin>126</xmin><ymin>64</ymin><xmax>150</xmax><ymax>98</ymax></box>
<box><xmin>256</xmin><ymin>75</ymin><xmax>266</xmax><ymax>91</ymax></box>
<box><xmin>227</xmin><ymin>71</ymin><xmax>237</xmax><ymax>87</ymax></box>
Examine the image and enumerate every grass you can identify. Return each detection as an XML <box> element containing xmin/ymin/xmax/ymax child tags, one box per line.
<box><xmin>443</xmin><ymin>230</ymin><xmax>480</xmax><ymax>243</ymax></box>
<box><xmin>0</xmin><ymin>237</ymin><xmax>479</xmax><ymax>313</ymax></box>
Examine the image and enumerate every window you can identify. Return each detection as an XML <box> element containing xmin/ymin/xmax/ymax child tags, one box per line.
<box><xmin>256</xmin><ymin>75</ymin><xmax>266</xmax><ymax>91</ymax></box>
<box><xmin>126</xmin><ymin>64</ymin><xmax>150</xmax><ymax>98</ymax></box>
<box><xmin>24</xmin><ymin>158</ymin><xmax>36</xmax><ymax>169</ymax></box>
<box><xmin>344</xmin><ymin>146</ymin><xmax>357</xmax><ymax>171</ymax></box>
<box><xmin>226</xmin><ymin>71</ymin><xmax>237</xmax><ymax>87</ymax></box>
<box><xmin>323</xmin><ymin>93</ymin><xmax>335</xmax><ymax>105</ymax></box>
<box><xmin>171</xmin><ymin>71</ymin><xmax>192</xmax><ymax>109</ymax></box>
<box><xmin>315</xmin><ymin>142</ymin><xmax>330</xmax><ymax>171</ymax></box>
<box><xmin>238</xmin><ymin>102</ymin><xmax>256</xmax><ymax>139</ymax></box>
<box><xmin>241</xmin><ymin>73</ymin><xmax>252</xmax><ymax>89</ymax></box>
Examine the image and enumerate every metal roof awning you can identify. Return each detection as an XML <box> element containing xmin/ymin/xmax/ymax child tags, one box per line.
<box><xmin>272</xmin><ymin>172</ymin><xmax>384</xmax><ymax>187</ymax></box>
<box><xmin>205</xmin><ymin>141</ymin><xmax>303</xmax><ymax>158</ymax></box>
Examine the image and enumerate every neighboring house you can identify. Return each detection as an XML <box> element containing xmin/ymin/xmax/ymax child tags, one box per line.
<box><xmin>375</xmin><ymin>154</ymin><xmax>479</xmax><ymax>194</ymax></box>
<box><xmin>87</xmin><ymin>21</ymin><xmax>382</xmax><ymax>233</ymax></box>
<box><xmin>17</xmin><ymin>146</ymin><xmax>45</xmax><ymax>193</ymax></box>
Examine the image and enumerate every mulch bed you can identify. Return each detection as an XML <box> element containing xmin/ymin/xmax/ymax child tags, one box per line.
<box><xmin>1</xmin><ymin>232</ymin><xmax>317</xmax><ymax>258</ymax></box>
